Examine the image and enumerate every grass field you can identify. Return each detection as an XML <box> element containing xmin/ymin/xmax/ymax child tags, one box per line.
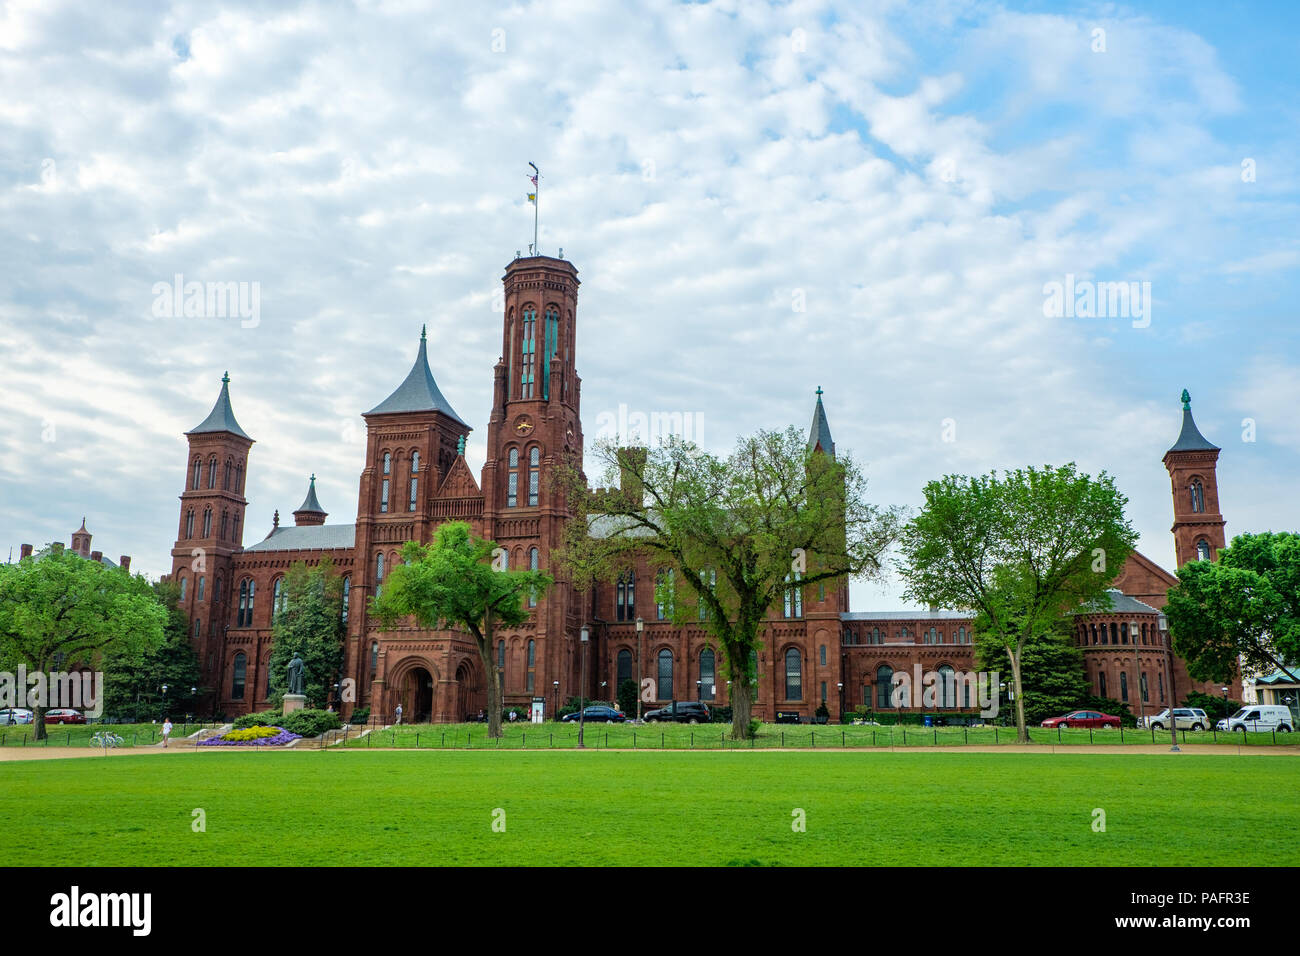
<box><xmin>0</xmin><ymin>722</ymin><xmax>222</xmax><ymax>748</ymax></box>
<box><xmin>2</xmin><ymin>750</ymin><xmax>1297</xmax><ymax>866</ymax></box>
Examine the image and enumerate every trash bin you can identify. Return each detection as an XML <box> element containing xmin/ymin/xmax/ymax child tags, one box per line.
<box><xmin>923</xmin><ymin>715</ymin><xmax>933</xmax><ymax>727</ymax></box>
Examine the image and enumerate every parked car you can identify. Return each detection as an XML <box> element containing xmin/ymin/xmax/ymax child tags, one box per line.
<box><xmin>643</xmin><ymin>701</ymin><xmax>711</xmax><ymax>724</ymax></box>
<box><xmin>1145</xmin><ymin>708</ymin><xmax>1208</xmax><ymax>731</ymax></box>
<box><xmin>561</xmin><ymin>705</ymin><xmax>626</xmax><ymax>723</ymax></box>
<box><xmin>0</xmin><ymin>708</ymin><xmax>33</xmax><ymax>725</ymax></box>
<box><xmin>1216</xmin><ymin>705</ymin><xmax>1294</xmax><ymax>733</ymax></box>
<box><xmin>1041</xmin><ymin>710</ymin><xmax>1121</xmax><ymax>729</ymax></box>
<box><xmin>43</xmin><ymin>709</ymin><xmax>86</xmax><ymax>724</ymax></box>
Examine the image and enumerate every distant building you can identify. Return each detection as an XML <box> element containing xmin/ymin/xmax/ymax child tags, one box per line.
<box><xmin>16</xmin><ymin>518</ymin><xmax>131</xmax><ymax>572</ymax></box>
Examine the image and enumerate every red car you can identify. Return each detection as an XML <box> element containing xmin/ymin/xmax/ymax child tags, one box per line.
<box><xmin>1041</xmin><ymin>710</ymin><xmax>1120</xmax><ymax>729</ymax></box>
<box><xmin>43</xmin><ymin>709</ymin><xmax>86</xmax><ymax>724</ymax></box>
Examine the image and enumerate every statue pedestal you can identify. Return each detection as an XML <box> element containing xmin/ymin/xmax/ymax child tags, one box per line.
<box><xmin>283</xmin><ymin>694</ymin><xmax>307</xmax><ymax>715</ymax></box>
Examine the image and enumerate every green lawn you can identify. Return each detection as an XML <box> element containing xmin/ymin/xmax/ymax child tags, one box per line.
<box><xmin>2</xmin><ymin>750</ymin><xmax>1296</xmax><ymax>866</ymax></box>
<box><xmin>0</xmin><ymin>722</ymin><xmax>223</xmax><ymax>748</ymax></box>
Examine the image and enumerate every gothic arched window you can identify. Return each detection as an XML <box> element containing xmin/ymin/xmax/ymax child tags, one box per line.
<box><xmin>1196</xmin><ymin>539</ymin><xmax>1212</xmax><ymax>562</ymax></box>
<box><xmin>224</xmin><ymin>460</ymin><xmax>232</xmax><ymax>490</ymax></box>
<box><xmin>700</xmin><ymin>648</ymin><xmax>716</xmax><ymax>701</ymax></box>
<box><xmin>178</xmin><ymin>575</ymin><xmax>187</xmax><ymax>602</ymax></box>
<box><xmin>342</xmin><ymin>577</ymin><xmax>350</xmax><ymax>623</ymax></box>
<box><xmin>185</xmin><ymin>509</ymin><xmax>195</xmax><ymax>538</ymax></box>
<box><xmin>656</xmin><ymin>568</ymin><xmax>674</xmax><ymax>620</ymax></box>
<box><xmin>616</xmin><ymin>570</ymin><xmax>635</xmax><ymax>621</ymax></box>
<box><xmin>202</xmin><ymin>507</ymin><xmax>212</xmax><ymax>537</ymax></box>
<box><xmin>876</xmin><ymin>665</ymin><xmax>894</xmax><ymax>709</ymax></box>
<box><xmin>657</xmin><ymin>649</ymin><xmax>674</xmax><ymax>701</ymax></box>
<box><xmin>207</xmin><ymin>457</ymin><xmax>217</xmax><ymax>489</ymax></box>
<box><xmin>507</xmin><ymin>448</ymin><xmax>519</xmax><ymax>508</ymax></box>
<box><xmin>409</xmin><ymin>451</ymin><xmax>419</xmax><ymax>512</ymax></box>
<box><xmin>231</xmin><ymin>653</ymin><xmax>246</xmax><ymax>700</ymax></box>
<box><xmin>529</xmin><ymin>548</ymin><xmax>540</xmax><ymax>608</ymax></box>
<box><xmin>938</xmin><ymin>664</ymin><xmax>956</xmax><ymax>708</ymax></box>
<box><xmin>617</xmin><ymin>648</ymin><xmax>632</xmax><ymax>687</ymax></box>
<box><xmin>520</xmin><ymin>308</ymin><xmax>536</xmax><ymax>398</ymax></box>
<box><xmin>1190</xmin><ymin>480</ymin><xmax>1205</xmax><ymax>514</ymax></box>
<box><xmin>783</xmin><ymin>573</ymin><xmax>802</xmax><ymax>619</ymax></box>
<box><xmin>191</xmin><ymin>458</ymin><xmax>201</xmax><ymax>490</ymax></box>
<box><xmin>528</xmin><ymin>446</ymin><xmax>540</xmax><ymax>506</ymax></box>
<box><xmin>784</xmin><ymin>648</ymin><xmax>802</xmax><ymax>701</ymax></box>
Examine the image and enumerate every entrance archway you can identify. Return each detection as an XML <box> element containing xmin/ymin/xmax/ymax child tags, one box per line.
<box><xmin>456</xmin><ymin>659</ymin><xmax>486</xmax><ymax>721</ymax></box>
<box><xmin>407</xmin><ymin>667</ymin><xmax>434</xmax><ymax>723</ymax></box>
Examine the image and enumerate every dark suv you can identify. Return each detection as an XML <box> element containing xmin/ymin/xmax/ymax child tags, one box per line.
<box><xmin>643</xmin><ymin>701</ymin><xmax>711</xmax><ymax>724</ymax></box>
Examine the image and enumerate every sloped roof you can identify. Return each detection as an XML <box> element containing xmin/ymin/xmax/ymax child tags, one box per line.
<box><xmin>365</xmin><ymin>328</ymin><xmax>468</xmax><ymax>426</ymax></box>
<box><xmin>243</xmin><ymin>524</ymin><xmax>355</xmax><ymax>553</ymax></box>
<box><xmin>1167</xmin><ymin>390</ymin><xmax>1218</xmax><ymax>453</ymax></box>
<box><xmin>1074</xmin><ymin>588</ymin><xmax>1162</xmax><ymax>616</ymax></box>
<box><xmin>294</xmin><ymin>475</ymin><xmax>326</xmax><ymax>515</ymax></box>
<box><xmin>187</xmin><ymin>372</ymin><xmax>252</xmax><ymax>440</ymax></box>
<box><xmin>841</xmin><ymin>610</ymin><xmax>971</xmax><ymax>621</ymax></box>
<box><xmin>807</xmin><ymin>387</ymin><xmax>835</xmax><ymax>456</ymax></box>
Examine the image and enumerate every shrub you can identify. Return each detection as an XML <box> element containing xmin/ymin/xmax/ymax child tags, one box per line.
<box><xmin>223</xmin><ymin>726</ymin><xmax>281</xmax><ymax>742</ymax></box>
<box><xmin>233</xmin><ymin>710</ymin><xmax>283</xmax><ymax>730</ymax></box>
<box><xmin>616</xmin><ymin>679</ymin><xmax>638</xmax><ymax>717</ymax></box>
<box><xmin>277</xmin><ymin>709</ymin><xmax>342</xmax><ymax>738</ymax></box>
<box><xmin>710</xmin><ymin>705</ymin><xmax>733</xmax><ymax>723</ymax></box>
<box><xmin>746</xmin><ymin>718</ymin><xmax>761</xmax><ymax>739</ymax></box>
<box><xmin>348</xmin><ymin>707</ymin><xmax>370</xmax><ymax>725</ymax></box>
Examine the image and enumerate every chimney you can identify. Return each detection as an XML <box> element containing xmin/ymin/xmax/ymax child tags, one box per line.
<box><xmin>90</xmin><ymin>550</ymin><xmax>103</xmax><ymax>563</ymax></box>
<box><xmin>618</xmin><ymin>447</ymin><xmax>647</xmax><ymax>505</ymax></box>
<box><xmin>20</xmin><ymin>543</ymin><xmax>33</xmax><ymax>559</ymax></box>
<box><xmin>120</xmin><ymin>555</ymin><xmax>131</xmax><ymax>572</ymax></box>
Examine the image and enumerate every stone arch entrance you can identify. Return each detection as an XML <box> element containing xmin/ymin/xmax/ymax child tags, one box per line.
<box><xmin>407</xmin><ymin>667</ymin><xmax>434</xmax><ymax>723</ymax></box>
<box><xmin>456</xmin><ymin>658</ymin><xmax>486</xmax><ymax>721</ymax></box>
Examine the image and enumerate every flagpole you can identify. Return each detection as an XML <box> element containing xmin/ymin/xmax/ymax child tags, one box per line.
<box><xmin>529</xmin><ymin>161</ymin><xmax>539</xmax><ymax>255</ymax></box>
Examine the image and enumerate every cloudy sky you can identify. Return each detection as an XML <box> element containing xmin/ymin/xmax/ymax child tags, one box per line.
<box><xmin>1</xmin><ymin>0</ymin><xmax>1296</xmax><ymax>609</ymax></box>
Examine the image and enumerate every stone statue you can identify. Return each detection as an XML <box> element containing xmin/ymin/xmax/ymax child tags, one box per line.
<box><xmin>287</xmin><ymin>653</ymin><xmax>306</xmax><ymax>696</ymax></box>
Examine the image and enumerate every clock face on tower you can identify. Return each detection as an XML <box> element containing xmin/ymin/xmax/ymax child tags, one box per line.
<box><xmin>514</xmin><ymin>415</ymin><xmax>535</xmax><ymax>436</ymax></box>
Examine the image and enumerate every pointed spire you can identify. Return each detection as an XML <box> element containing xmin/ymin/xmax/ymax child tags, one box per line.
<box><xmin>188</xmin><ymin>372</ymin><xmax>252</xmax><ymax>440</ymax></box>
<box><xmin>365</xmin><ymin>328</ymin><xmax>468</xmax><ymax>426</ymax></box>
<box><xmin>808</xmin><ymin>386</ymin><xmax>835</xmax><ymax>457</ymax></box>
<box><xmin>76</xmin><ymin>516</ymin><xmax>88</xmax><ymax>533</ymax></box>
<box><xmin>1167</xmin><ymin>389</ymin><xmax>1218</xmax><ymax>453</ymax></box>
<box><xmin>293</xmin><ymin>475</ymin><xmax>328</xmax><ymax>526</ymax></box>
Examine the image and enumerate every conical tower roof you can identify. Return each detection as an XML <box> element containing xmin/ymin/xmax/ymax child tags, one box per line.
<box><xmin>295</xmin><ymin>475</ymin><xmax>326</xmax><ymax>515</ymax></box>
<box><xmin>1167</xmin><ymin>389</ymin><xmax>1218</xmax><ymax>453</ymax></box>
<box><xmin>187</xmin><ymin>372</ymin><xmax>252</xmax><ymax>440</ymax></box>
<box><xmin>807</xmin><ymin>386</ymin><xmax>835</xmax><ymax>457</ymax></box>
<box><xmin>365</xmin><ymin>326</ymin><xmax>468</xmax><ymax>426</ymax></box>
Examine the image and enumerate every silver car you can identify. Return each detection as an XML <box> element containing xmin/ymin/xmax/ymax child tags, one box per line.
<box><xmin>1146</xmin><ymin>707</ymin><xmax>1208</xmax><ymax>731</ymax></box>
<box><xmin>0</xmin><ymin>707</ymin><xmax>34</xmax><ymax>725</ymax></box>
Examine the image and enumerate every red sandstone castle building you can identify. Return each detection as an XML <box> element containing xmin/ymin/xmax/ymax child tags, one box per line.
<box><xmin>169</xmin><ymin>255</ymin><xmax>1237</xmax><ymax>722</ymax></box>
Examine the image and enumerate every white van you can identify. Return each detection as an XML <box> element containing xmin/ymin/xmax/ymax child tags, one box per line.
<box><xmin>1216</xmin><ymin>705</ymin><xmax>1294</xmax><ymax>733</ymax></box>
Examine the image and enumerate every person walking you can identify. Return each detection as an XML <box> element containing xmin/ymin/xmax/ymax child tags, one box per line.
<box><xmin>394</xmin><ymin>703</ymin><xmax>403</xmax><ymax>726</ymax></box>
<box><xmin>161</xmin><ymin>717</ymin><xmax>173</xmax><ymax>748</ymax></box>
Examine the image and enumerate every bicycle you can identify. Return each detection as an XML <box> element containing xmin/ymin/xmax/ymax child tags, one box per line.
<box><xmin>90</xmin><ymin>732</ymin><xmax>124</xmax><ymax>749</ymax></box>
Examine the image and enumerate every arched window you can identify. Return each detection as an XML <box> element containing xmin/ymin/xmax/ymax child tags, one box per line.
<box><xmin>224</xmin><ymin>460</ymin><xmax>232</xmax><ymax>490</ymax></box>
<box><xmin>191</xmin><ymin>459</ymin><xmax>201</xmax><ymax>490</ymax></box>
<box><xmin>1196</xmin><ymin>539</ymin><xmax>1212</xmax><ymax>562</ymax></box>
<box><xmin>220</xmin><ymin>509</ymin><xmax>229</xmax><ymax>540</ymax></box>
<box><xmin>273</xmin><ymin>578</ymin><xmax>286</xmax><ymax>616</ymax></box>
<box><xmin>507</xmin><ymin>448</ymin><xmax>519</xmax><ymax>507</ymax></box>
<box><xmin>1140</xmin><ymin>672</ymin><xmax>1149</xmax><ymax>703</ymax></box>
<box><xmin>529</xmin><ymin>548</ymin><xmax>540</xmax><ymax>607</ymax></box>
<box><xmin>497</xmin><ymin>639</ymin><xmax>506</xmax><ymax>691</ymax></box>
<box><xmin>215</xmin><ymin>575</ymin><xmax>222</xmax><ymax>604</ymax></box>
<box><xmin>178</xmin><ymin>575</ymin><xmax>187</xmax><ymax>601</ymax></box>
<box><xmin>1190</xmin><ymin>480</ymin><xmax>1205</xmax><ymax>514</ymax></box>
<box><xmin>408</xmin><ymin>451</ymin><xmax>419</xmax><ymax>511</ymax></box>
<box><xmin>616</xmin><ymin>570</ymin><xmax>635</xmax><ymax>621</ymax></box>
<box><xmin>380</xmin><ymin>453</ymin><xmax>390</xmax><ymax>513</ymax></box>
<box><xmin>697</xmin><ymin>568</ymin><xmax>716</xmax><ymax>621</ymax></box>
<box><xmin>1099</xmin><ymin>672</ymin><xmax>1107</xmax><ymax>697</ymax></box>
<box><xmin>235</xmin><ymin>464</ymin><xmax>244</xmax><ymax>493</ymax></box>
<box><xmin>876</xmin><ymin>665</ymin><xmax>894</xmax><ymax>709</ymax></box>
<box><xmin>938</xmin><ymin>665</ymin><xmax>956</xmax><ymax>708</ymax></box>
<box><xmin>657</xmin><ymin>649</ymin><xmax>674</xmax><ymax>701</ymax></box>
<box><xmin>617</xmin><ymin>649</ymin><xmax>632</xmax><ymax>687</ymax></box>
<box><xmin>1120</xmin><ymin>622</ymin><xmax>1129</xmax><ymax>645</ymax></box>
<box><xmin>700</xmin><ymin>648</ymin><xmax>716</xmax><ymax>701</ymax></box>
<box><xmin>542</xmin><ymin>306</ymin><xmax>559</xmax><ymax>399</ymax></box>
<box><xmin>527</xmin><ymin>638</ymin><xmax>536</xmax><ymax>693</ymax></box>
<box><xmin>520</xmin><ymin>308</ymin><xmax>536</xmax><ymax>398</ymax></box>
<box><xmin>370</xmin><ymin>641</ymin><xmax>379</xmax><ymax>679</ymax></box>
<box><xmin>202</xmin><ymin>507</ymin><xmax>212</xmax><ymax>537</ymax></box>
<box><xmin>528</xmin><ymin>446</ymin><xmax>540</xmax><ymax>506</ymax></box>
<box><xmin>232</xmin><ymin>514</ymin><xmax>239</xmax><ymax>544</ymax></box>
<box><xmin>197</xmin><ymin>576</ymin><xmax>205</xmax><ymax>601</ymax></box>
<box><xmin>341</xmin><ymin>577</ymin><xmax>350</xmax><ymax>623</ymax></box>
<box><xmin>193</xmin><ymin>620</ymin><xmax>201</xmax><ymax>640</ymax></box>
<box><xmin>656</xmin><ymin>569</ymin><xmax>674</xmax><ymax>620</ymax></box>
<box><xmin>376</xmin><ymin>553</ymin><xmax>384</xmax><ymax>585</ymax></box>
<box><xmin>185</xmin><ymin>509</ymin><xmax>194</xmax><ymax>538</ymax></box>
<box><xmin>207</xmin><ymin>457</ymin><xmax>217</xmax><ymax>489</ymax></box>
<box><xmin>871</xmin><ymin>627</ymin><xmax>880</xmax><ymax>644</ymax></box>
<box><xmin>784</xmin><ymin>648</ymin><xmax>802</xmax><ymax>701</ymax></box>
<box><xmin>232</xmin><ymin>653</ymin><xmax>247</xmax><ymax>700</ymax></box>
<box><xmin>237</xmin><ymin>579</ymin><xmax>248</xmax><ymax>626</ymax></box>
<box><xmin>1120</xmin><ymin>671</ymin><xmax>1129</xmax><ymax>702</ymax></box>
<box><xmin>783</xmin><ymin>573</ymin><xmax>803</xmax><ymax>618</ymax></box>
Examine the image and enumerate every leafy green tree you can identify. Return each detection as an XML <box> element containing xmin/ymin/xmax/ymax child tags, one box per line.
<box><xmin>1183</xmin><ymin>690</ymin><xmax>1241</xmax><ymax>723</ymax></box>
<box><xmin>557</xmin><ymin>429</ymin><xmax>900</xmax><ymax>740</ymax></box>
<box><xmin>266</xmin><ymin>558</ymin><xmax>345</xmax><ymax>710</ymax></box>
<box><xmin>0</xmin><ymin>545</ymin><xmax>167</xmax><ymax>739</ymax></box>
<box><xmin>370</xmin><ymin>523</ymin><xmax>551</xmax><ymax>738</ymax></box>
<box><xmin>616</xmin><ymin>678</ymin><xmax>638</xmax><ymax>718</ymax></box>
<box><xmin>977</xmin><ymin>619</ymin><xmax>1088</xmax><ymax>726</ymax></box>
<box><xmin>101</xmin><ymin>579</ymin><xmax>202</xmax><ymax>721</ymax></box>
<box><xmin>1164</xmin><ymin>531</ymin><xmax>1300</xmax><ymax>687</ymax></box>
<box><xmin>899</xmin><ymin>463</ymin><xmax>1137</xmax><ymax>742</ymax></box>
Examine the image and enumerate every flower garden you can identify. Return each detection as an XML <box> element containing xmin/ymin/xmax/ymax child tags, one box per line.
<box><xmin>199</xmin><ymin>725</ymin><xmax>301</xmax><ymax>747</ymax></box>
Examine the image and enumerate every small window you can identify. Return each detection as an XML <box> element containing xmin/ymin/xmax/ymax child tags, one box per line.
<box><xmin>232</xmin><ymin>652</ymin><xmax>247</xmax><ymax>700</ymax></box>
<box><xmin>819</xmin><ymin>645</ymin><xmax>826</xmax><ymax>666</ymax></box>
<box><xmin>178</xmin><ymin>575</ymin><xmax>187</xmax><ymax>601</ymax></box>
<box><xmin>1196</xmin><ymin>539</ymin><xmax>1212</xmax><ymax>562</ymax></box>
<box><xmin>657</xmin><ymin>649</ymin><xmax>674</xmax><ymax>700</ymax></box>
<box><xmin>342</xmin><ymin>577</ymin><xmax>351</xmax><ymax>622</ymax></box>
<box><xmin>197</xmin><ymin>576</ymin><xmax>205</xmax><ymax>601</ymax></box>
<box><xmin>700</xmin><ymin>648</ymin><xmax>716</xmax><ymax>701</ymax></box>
<box><xmin>784</xmin><ymin>648</ymin><xmax>802</xmax><ymax>701</ymax></box>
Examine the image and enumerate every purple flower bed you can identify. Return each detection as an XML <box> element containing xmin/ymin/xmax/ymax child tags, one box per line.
<box><xmin>199</xmin><ymin>726</ymin><xmax>302</xmax><ymax>747</ymax></box>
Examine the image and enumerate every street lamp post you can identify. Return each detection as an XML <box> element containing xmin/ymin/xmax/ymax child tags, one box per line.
<box><xmin>635</xmin><ymin>617</ymin><xmax>644</xmax><ymax>723</ymax></box>
<box><xmin>552</xmin><ymin>680</ymin><xmax>559</xmax><ymax>721</ymax></box>
<box><xmin>1131</xmin><ymin>620</ymin><xmax>1146</xmax><ymax>729</ymax></box>
<box><xmin>1221</xmin><ymin>686</ymin><xmax>1229</xmax><ymax>726</ymax></box>
<box><xmin>578</xmin><ymin>626</ymin><xmax>590</xmax><ymax>748</ymax></box>
<box><xmin>161</xmin><ymin>684</ymin><xmax>169</xmax><ymax>721</ymax></box>
<box><xmin>837</xmin><ymin>681</ymin><xmax>843</xmax><ymax>723</ymax></box>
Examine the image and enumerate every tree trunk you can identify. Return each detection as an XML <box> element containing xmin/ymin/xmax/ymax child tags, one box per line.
<box><xmin>477</xmin><ymin>617</ymin><xmax>503</xmax><ymax>739</ymax></box>
<box><xmin>1008</xmin><ymin>645</ymin><xmax>1029</xmax><ymax>743</ymax></box>
<box><xmin>32</xmin><ymin>704</ymin><xmax>47</xmax><ymax>742</ymax></box>
<box><xmin>730</xmin><ymin>685</ymin><xmax>753</xmax><ymax>740</ymax></box>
